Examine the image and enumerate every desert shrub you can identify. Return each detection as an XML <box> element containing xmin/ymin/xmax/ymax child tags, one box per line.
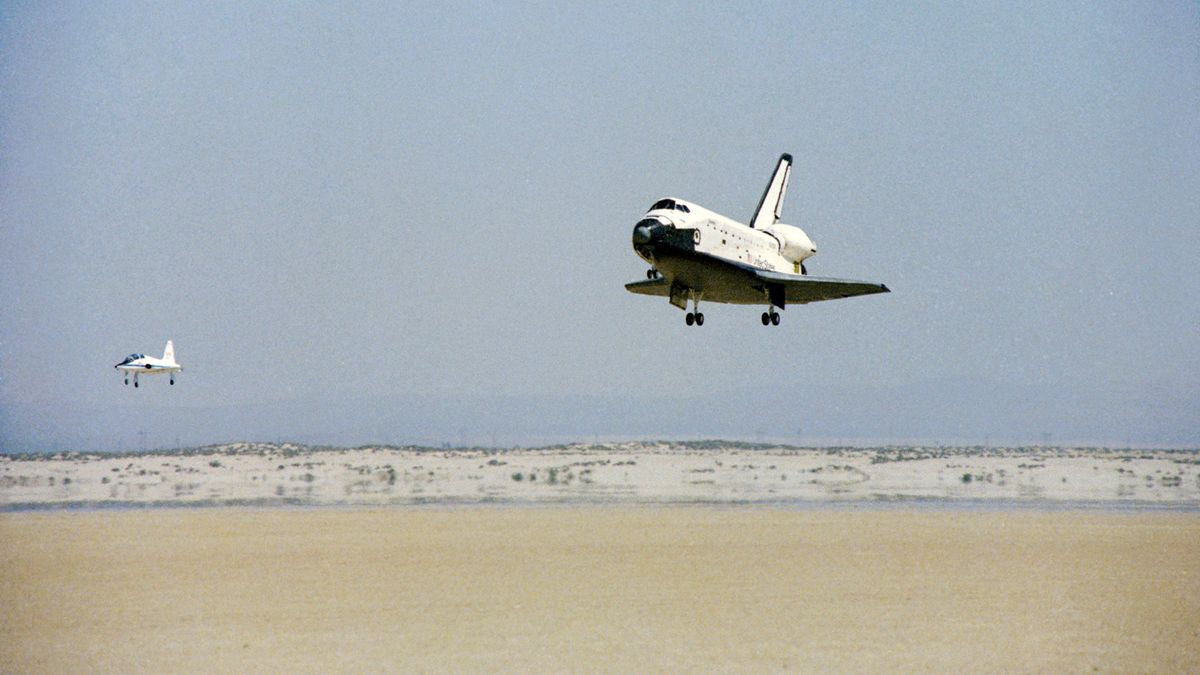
<box><xmin>961</xmin><ymin>473</ymin><xmax>972</xmax><ymax>483</ymax></box>
<box><xmin>512</xmin><ymin>472</ymin><xmax>523</xmax><ymax>482</ymax></box>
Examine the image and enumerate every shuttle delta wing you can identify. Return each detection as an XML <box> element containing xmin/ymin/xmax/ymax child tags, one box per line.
<box><xmin>624</xmin><ymin>277</ymin><xmax>671</xmax><ymax>297</ymax></box>
<box><xmin>753</xmin><ymin>269</ymin><xmax>889</xmax><ymax>306</ymax></box>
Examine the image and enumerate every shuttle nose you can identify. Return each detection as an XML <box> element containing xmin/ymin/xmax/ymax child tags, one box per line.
<box><xmin>632</xmin><ymin>217</ymin><xmax>667</xmax><ymax>246</ymax></box>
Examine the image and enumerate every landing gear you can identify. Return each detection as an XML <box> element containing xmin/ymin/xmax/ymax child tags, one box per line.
<box><xmin>684</xmin><ymin>293</ymin><xmax>704</xmax><ymax>327</ymax></box>
<box><xmin>761</xmin><ymin>309</ymin><xmax>780</xmax><ymax>326</ymax></box>
<box><xmin>170</xmin><ymin>378</ymin><xmax>175</xmax><ymax>385</ymax></box>
<box><xmin>134</xmin><ymin>380</ymin><xmax>139</xmax><ymax>388</ymax></box>
<box><xmin>124</xmin><ymin>377</ymin><xmax>129</xmax><ymax>385</ymax></box>
<box><xmin>646</xmin><ymin>268</ymin><xmax>660</xmax><ymax>279</ymax></box>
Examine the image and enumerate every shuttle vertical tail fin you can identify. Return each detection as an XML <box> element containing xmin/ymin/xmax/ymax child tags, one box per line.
<box><xmin>163</xmin><ymin>340</ymin><xmax>175</xmax><ymax>365</ymax></box>
<box><xmin>749</xmin><ymin>153</ymin><xmax>792</xmax><ymax>229</ymax></box>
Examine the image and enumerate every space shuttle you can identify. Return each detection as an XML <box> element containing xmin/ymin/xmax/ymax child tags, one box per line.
<box><xmin>626</xmin><ymin>153</ymin><xmax>888</xmax><ymax>325</ymax></box>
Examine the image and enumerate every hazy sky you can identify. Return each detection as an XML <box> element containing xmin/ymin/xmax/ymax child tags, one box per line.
<box><xmin>2</xmin><ymin>2</ymin><xmax>1197</xmax><ymax>450</ymax></box>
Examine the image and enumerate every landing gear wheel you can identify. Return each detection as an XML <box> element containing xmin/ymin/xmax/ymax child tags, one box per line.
<box><xmin>771</xmin><ymin>312</ymin><xmax>780</xmax><ymax>326</ymax></box>
<box><xmin>170</xmin><ymin>379</ymin><xmax>175</xmax><ymax>385</ymax></box>
<box><xmin>124</xmin><ymin>378</ymin><xmax>128</xmax><ymax>385</ymax></box>
<box><xmin>646</xmin><ymin>269</ymin><xmax>654</xmax><ymax>279</ymax></box>
<box><xmin>695</xmin><ymin>312</ymin><xmax>704</xmax><ymax>326</ymax></box>
<box><xmin>685</xmin><ymin>312</ymin><xmax>695</xmax><ymax>326</ymax></box>
<box><xmin>761</xmin><ymin>312</ymin><xmax>770</xmax><ymax>326</ymax></box>
<box><xmin>134</xmin><ymin>381</ymin><xmax>139</xmax><ymax>388</ymax></box>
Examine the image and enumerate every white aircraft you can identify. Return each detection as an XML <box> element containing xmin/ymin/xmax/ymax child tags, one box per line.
<box><xmin>626</xmin><ymin>153</ymin><xmax>889</xmax><ymax>326</ymax></box>
<box><xmin>115</xmin><ymin>340</ymin><xmax>181</xmax><ymax>387</ymax></box>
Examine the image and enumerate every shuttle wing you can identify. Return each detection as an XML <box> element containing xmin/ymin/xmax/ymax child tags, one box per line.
<box><xmin>624</xmin><ymin>277</ymin><xmax>671</xmax><ymax>296</ymax></box>
<box><xmin>626</xmin><ymin>265</ymin><xmax>888</xmax><ymax>307</ymax></box>
<box><xmin>753</xmin><ymin>269</ymin><xmax>889</xmax><ymax>306</ymax></box>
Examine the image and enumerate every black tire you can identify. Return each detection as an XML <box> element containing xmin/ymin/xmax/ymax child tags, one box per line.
<box><xmin>771</xmin><ymin>312</ymin><xmax>780</xmax><ymax>326</ymax></box>
<box><xmin>685</xmin><ymin>312</ymin><xmax>695</xmax><ymax>326</ymax></box>
<box><xmin>695</xmin><ymin>313</ymin><xmax>704</xmax><ymax>326</ymax></box>
<box><xmin>134</xmin><ymin>381</ymin><xmax>139</xmax><ymax>388</ymax></box>
<box><xmin>761</xmin><ymin>312</ymin><xmax>770</xmax><ymax>326</ymax></box>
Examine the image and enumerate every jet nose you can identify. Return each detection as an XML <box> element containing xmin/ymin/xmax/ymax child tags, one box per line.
<box><xmin>633</xmin><ymin>224</ymin><xmax>653</xmax><ymax>245</ymax></box>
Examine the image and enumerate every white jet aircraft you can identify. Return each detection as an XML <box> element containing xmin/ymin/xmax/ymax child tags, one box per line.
<box><xmin>115</xmin><ymin>340</ymin><xmax>181</xmax><ymax>387</ymax></box>
<box><xmin>626</xmin><ymin>153</ymin><xmax>889</xmax><ymax>326</ymax></box>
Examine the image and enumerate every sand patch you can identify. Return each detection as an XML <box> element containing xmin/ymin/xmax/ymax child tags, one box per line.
<box><xmin>1</xmin><ymin>508</ymin><xmax>1197</xmax><ymax>672</ymax></box>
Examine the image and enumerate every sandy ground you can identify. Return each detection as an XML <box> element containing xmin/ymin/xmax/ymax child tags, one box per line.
<box><xmin>3</xmin><ymin>443</ymin><xmax>1199</xmax><ymax>508</ymax></box>
<box><xmin>1</xmin><ymin>508</ymin><xmax>1197</xmax><ymax>673</ymax></box>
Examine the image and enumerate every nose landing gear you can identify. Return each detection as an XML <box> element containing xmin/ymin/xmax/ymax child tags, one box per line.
<box><xmin>761</xmin><ymin>309</ymin><xmax>781</xmax><ymax>326</ymax></box>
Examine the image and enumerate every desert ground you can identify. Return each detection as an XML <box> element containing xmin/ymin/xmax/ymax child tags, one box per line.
<box><xmin>2</xmin><ymin>442</ymin><xmax>1199</xmax><ymax>509</ymax></box>
<box><xmin>2</xmin><ymin>444</ymin><xmax>1197</xmax><ymax>672</ymax></box>
<box><xmin>1</xmin><ymin>508</ymin><xmax>1198</xmax><ymax>673</ymax></box>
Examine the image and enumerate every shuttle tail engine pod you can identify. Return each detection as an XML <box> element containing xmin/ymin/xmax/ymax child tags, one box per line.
<box><xmin>762</xmin><ymin>224</ymin><xmax>816</xmax><ymax>263</ymax></box>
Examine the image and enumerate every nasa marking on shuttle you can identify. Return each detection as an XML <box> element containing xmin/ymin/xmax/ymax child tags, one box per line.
<box><xmin>115</xmin><ymin>340</ymin><xmax>182</xmax><ymax>387</ymax></box>
<box><xmin>626</xmin><ymin>153</ymin><xmax>889</xmax><ymax>326</ymax></box>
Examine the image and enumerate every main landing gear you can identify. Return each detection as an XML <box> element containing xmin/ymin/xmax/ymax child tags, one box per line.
<box><xmin>761</xmin><ymin>309</ymin><xmax>781</xmax><ymax>326</ymax></box>
<box><xmin>684</xmin><ymin>293</ymin><xmax>704</xmax><ymax>327</ymax></box>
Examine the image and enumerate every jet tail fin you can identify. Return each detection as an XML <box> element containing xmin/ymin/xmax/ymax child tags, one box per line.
<box><xmin>163</xmin><ymin>340</ymin><xmax>176</xmax><ymax>365</ymax></box>
<box><xmin>749</xmin><ymin>153</ymin><xmax>792</xmax><ymax>229</ymax></box>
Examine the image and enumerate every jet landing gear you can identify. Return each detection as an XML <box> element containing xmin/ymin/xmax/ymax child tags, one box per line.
<box><xmin>645</xmin><ymin>268</ymin><xmax>661</xmax><ymax>279</ymax></box>
<box><xmin>761</xmin><ymin>309</ymin><xmax>781</xmax><ymax>326</ymax></box>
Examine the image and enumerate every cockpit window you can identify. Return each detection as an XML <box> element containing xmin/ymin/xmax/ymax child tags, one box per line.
<box><xmin>651</xmin><ymin>199</ymin><xmax>675</xmax><ymax>211</ymax></box>
<box><xmin>676</xmin><ymin>203</ymin><xmax>690</xmax><ymax>213</ymax></box>
<box><xmin>128</xmin><ymin>354</ymin><xmax>144</xmax><ymax>360</ymax></box>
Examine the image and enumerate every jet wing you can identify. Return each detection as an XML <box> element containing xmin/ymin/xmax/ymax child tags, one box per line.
<box><xmin>753</xmin><ymin>269</ymin><xmax>889</xmax><ymax>305</ymax></box>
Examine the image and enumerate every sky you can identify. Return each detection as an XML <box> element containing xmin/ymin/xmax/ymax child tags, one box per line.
<box><xmin>1</xmin><ymin>2</ymin><xmax>1197</xmax><ymax>451</ymax></box>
